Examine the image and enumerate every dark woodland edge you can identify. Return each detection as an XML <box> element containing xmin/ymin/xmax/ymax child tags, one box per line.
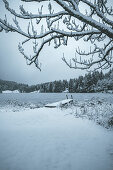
<box><xmin>0</xmin><ymin>69</ymin><xmax>113</xmax><ymax>93</ymax></box>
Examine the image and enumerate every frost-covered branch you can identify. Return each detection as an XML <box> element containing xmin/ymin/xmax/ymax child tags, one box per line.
<box><xmin>19</xmin><ymin>33</ymin><xmax>65</xmax><ymax>70</ymax></box>
<box><xmin>0</xmin><ymin>0</ymin><xmax>113</xmax><ymax>70</ymax></box>
<box><xmin>63</xmin><ymin>41</ymin><xmax>113</xmax><ymax>70</ymax></box>
<box><xmin>3</xmin><ymin>0</ymin><xmax>68</xmax><ymax>19</ymax></box>
<box><xmin>81</xmin><ymin>0</ymin><xmax>113</xmax><ymax>27</ymax></box>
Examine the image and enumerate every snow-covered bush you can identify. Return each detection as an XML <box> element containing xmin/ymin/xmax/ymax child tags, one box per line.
<box><xmin>63</xmin><ymin>97</ymin><xmax>113</xmax><ymax>129</ymax></box>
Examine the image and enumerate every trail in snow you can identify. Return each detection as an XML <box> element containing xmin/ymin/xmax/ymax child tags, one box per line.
<box><xmin>0</xmin><ymin>107</ymin><xmax>113</xmax><ymax>170</ymax></box>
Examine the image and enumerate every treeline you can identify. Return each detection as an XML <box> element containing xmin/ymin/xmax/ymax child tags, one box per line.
<box><xmin>0</xmin><ymin>80</ymin><xmax>28</xmax><ymax>93</ymax></box>
<box><xmin>0</xmin><ymin>69</ymin><xmax>113</xmax><ymax>93</ymax></box>
<box><xmin>37</xmin><ymin>70</ymin><xmax>103</xmax><ymax>93</ymax></box>
<box><xmin>37</xmin><ymin>69</ymin><xmax>113</xmax><ymax>93</ymax></box>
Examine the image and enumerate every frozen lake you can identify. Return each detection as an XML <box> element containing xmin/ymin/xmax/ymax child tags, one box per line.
<box><xmin>0</xmin><ymin>92</ymin><xmax>113</xmax><ymax>109</ymax></box>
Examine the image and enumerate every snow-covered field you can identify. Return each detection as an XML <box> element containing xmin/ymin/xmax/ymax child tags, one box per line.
<box><xmin>0</xmin><ymin>93</ymin><xmax>113</xmax><ymax>170</ymax></box>
<box><xmin>0</xmin><ymin>107</ymin><xmax>113</xmax><ymax>170</ymax></box>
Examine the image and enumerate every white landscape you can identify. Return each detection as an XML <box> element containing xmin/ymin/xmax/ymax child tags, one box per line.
<box><xmin>0</xmin><ymin>0</ymin><xmax>113</xmax><ymax>169</ymax></box>
<box><xmin>0</xmin><ymin>93</ymin><xmax>113</xmax><ymax>170</ymax></box>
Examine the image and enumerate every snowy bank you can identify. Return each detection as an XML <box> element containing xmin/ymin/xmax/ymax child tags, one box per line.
<box><xmin>0</xmin><ymin>107</ymin><xmax>113</xmax><ymax>170</ymax></box>
<box><xmin>63</xmin><ymin>98</ymin><xmax>113</xmax><ymax>129</ymax></box>
<box><xmin>2</xmin><ymin>90</ymin><xmax>20</xmax><ymax>93</ymax></box>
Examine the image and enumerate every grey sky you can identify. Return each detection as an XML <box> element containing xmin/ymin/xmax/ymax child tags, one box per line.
<box><xmin>0</xmin><ymin>31</ymin><xmax>86</xmax><ymax>85</ymax></box>
<box><xmin>0</xmin><ymin>0</ymin><xmax>87</xmax><ymax>85</ymax></box>
<box><xmin>0</xmin><ymin>0</ymin><xmax>112</xmax><ymax>85</ymax></box>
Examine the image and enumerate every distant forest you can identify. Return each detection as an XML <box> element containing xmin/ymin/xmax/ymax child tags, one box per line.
<box><xmin>0</xmin><ymin>69</ymin><xmax>113</xmax><ymax>93</ymax></box>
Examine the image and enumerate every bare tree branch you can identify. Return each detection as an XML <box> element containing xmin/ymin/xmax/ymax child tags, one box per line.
<box><xmin>3</xmin><ymin>0</ymin><xmax>68</xmax><ymax>19</ymax></box>
<box><xmin>0</xmin><ymin>0</ymin><xmax>113</xmax><ymax>70</ymax></box>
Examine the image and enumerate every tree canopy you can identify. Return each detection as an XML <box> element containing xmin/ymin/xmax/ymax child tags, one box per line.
<box><xmin>0</xmin><ymin>0</ymin><xmax>113</xmax><ymax>70</ymax></box>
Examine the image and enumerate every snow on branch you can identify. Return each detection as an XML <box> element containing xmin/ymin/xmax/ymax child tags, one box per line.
<box><xmin>18</xmin><ymin>34</ymin><xmax>65</xmax><ymax>70</ymax></box>
<box><xmin>63</xmin><ymin>41</ymin><xmax>113</xmax><ymax>70</ymax></box>
<box><xmin>3</xmin><ymin>0</ymin><xmax>68</xmax><ymax>19</ymax></box>
<box><xmin>81</xmin><ymin>0</ymin><xmax>113</xmax><ymax>27</ymax></box>
<box><xmin>0</xmin><ymin>0</ymin><xmax>113</xmax><ymax>70</ymax></box>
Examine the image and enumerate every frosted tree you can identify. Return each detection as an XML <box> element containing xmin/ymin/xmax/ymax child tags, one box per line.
<box><xmin>0</xmin><ymin>0</ymin><xmax>113</xmax><ymax>71</ymax></box>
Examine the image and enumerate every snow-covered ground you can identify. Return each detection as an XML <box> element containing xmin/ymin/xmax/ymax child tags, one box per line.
<box><xmin>67</xmin><ymin>98</ymin><xmax>113</xmax><ymax>129</ymax></box>
<box><xmin>0</xmin><ymin>107</ymin><xmax>113</xmax><ymax>170</ymax></box>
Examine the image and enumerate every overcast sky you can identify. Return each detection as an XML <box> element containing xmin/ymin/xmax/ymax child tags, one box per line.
<box><xmin>0</xmin><ymin>0</ymin><xmax>112</xmax><ymax>85</ymax></box>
